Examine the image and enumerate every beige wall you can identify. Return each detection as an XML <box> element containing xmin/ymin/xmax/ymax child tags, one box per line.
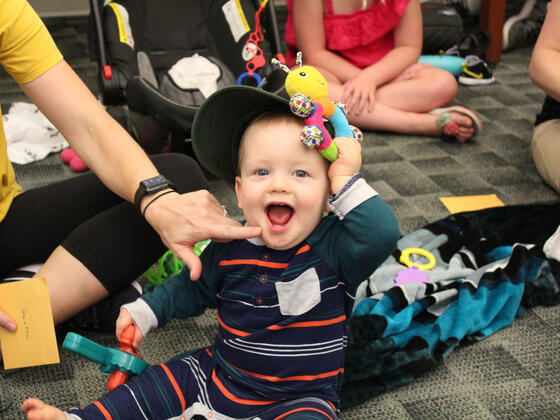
<box><xmin>28</xmin><ymin>0</ymin><xmax>89</xmax><ymax>17</ymax></box>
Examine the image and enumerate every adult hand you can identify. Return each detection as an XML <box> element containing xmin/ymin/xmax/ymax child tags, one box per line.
<box><xmin>144</xmin><ymin>190</ymin><xmax>262</xmax><ymax>280</ymax></box>
<box><xmin>115</xmin><ymin>308</ymin><xmax>144</xmax><ymax>348</ymax></box>
<box><xmin>0</xmin><ymin>309</ymin><xmax>16</xmax><ymax>332</ymax></box>
<box><xmin>342</xmin><ymin>72</ymin><xmax>377</xmax><ymax>115</ymax></box>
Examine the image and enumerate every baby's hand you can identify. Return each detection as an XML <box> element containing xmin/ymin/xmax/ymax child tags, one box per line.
<box><xmin>22</xmin><ymin>398</ymin><xmax>66</xmax><ymax>420</ymax></box>
<box><xmin>116</xmin><ymin>308</ymin><xmax>144</xmax><ymax>348</ymax></box>
<box><xmin>328</xmin><ymin>137</ymin><xmax>362</xmax><ymax>194</ymax></box>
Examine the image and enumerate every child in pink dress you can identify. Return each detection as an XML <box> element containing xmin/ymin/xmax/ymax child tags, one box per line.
<box><xmin>285</xmin><ymin>0</ymin><xmax>482</xmax><ymax>143</ymax></box>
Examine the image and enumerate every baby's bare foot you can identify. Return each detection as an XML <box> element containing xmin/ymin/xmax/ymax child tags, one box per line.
<box><xmin>22</xmin><ymin>398</ymin><xmax>66</xmax><ymax>420</ymax></box>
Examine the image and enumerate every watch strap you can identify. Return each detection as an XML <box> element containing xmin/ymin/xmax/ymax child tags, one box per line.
<box><xmin>134</xmin><ymin>176</ymin><xmax>176</xmax><ymax>214</ymax></box>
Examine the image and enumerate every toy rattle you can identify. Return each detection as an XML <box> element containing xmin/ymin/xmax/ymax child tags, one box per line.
<box><xmin>271</xmin><ymin>52</ymin><xmax>363</xmax><ymax>161</ymax></box>
<box><xmin>399</xmin><ymin>247</ymin><xmax>436</xmax><ymax>271</ymax></box>
<box><xmin>395</xmin><ymin>247</ymin><xmax>437</xmax><ymax>286</ymax></box>
<box><xmin>63</xmin><ymin>325</ymin><xmax>148</xmax><ymax>390</ymax></box>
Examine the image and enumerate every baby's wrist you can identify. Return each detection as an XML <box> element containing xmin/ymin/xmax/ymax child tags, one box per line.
<box><xmin>330</xmin><ymin>175</ymin><xmax>352</xmax><ymax>195</ymax></box>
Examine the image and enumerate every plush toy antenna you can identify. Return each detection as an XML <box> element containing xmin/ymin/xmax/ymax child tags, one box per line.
<box><xmin>295</xmin><ymin>51</ymin><xmax>303</xmax><ymax>67</ymax></box>
<box><xmin>272</xmin><ymin>52</ymin><xmax>363</xmax><ymax>162</ymax></box>
<box><xmin>271</xmin><ymin>58</ymin><xmax>290</xmax><ymax>74</ymax></box>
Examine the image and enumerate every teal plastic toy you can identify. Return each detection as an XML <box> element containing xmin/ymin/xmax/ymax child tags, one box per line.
<box><xmin>63</xmin><ymin>331</ymin><xmax>149</xmax><ymax>377</ymax></box>
<box><xmin>418</xmin><ymin>55</ymin><xmax>465</xmax><ymax>77</ymax></box>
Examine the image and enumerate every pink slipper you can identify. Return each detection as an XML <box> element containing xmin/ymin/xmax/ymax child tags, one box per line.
<box><xmin>429</xmin><ymin>106</ymin><xmax>482</xmax><ymax>143</ymax></box>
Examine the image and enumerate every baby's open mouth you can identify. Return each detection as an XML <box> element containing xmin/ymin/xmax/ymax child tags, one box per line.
<box><xmin>266</xmin><ymin>204</ymin><xmax>294</xmax><ymax>231</ymax></box>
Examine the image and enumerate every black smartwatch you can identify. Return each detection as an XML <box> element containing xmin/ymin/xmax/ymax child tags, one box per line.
<box><xmin>134</xmin><ymin>175</ymin><xmax>176</xmax><ymax>214</ymax></box>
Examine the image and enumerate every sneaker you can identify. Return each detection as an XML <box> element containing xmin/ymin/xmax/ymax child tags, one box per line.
<box><xmin>440</xmin><ymin>44</ymin><xmax>462</xmax><ymax>57</ymax></box>
<box><xmin>444</xmin><ymin>0</ymin><xmax>480</xmax><ymax>17</ymax></box>
<box><xmin>1</xmin><ymin>263</ymin><xmax>42</xmax><ymax>282</ymax></box>
<box><xmin>458</xmin><ymin>55</ymin><xmax>495</xmax><ymax>85</ymax></box>
<box><xmin>441</xmin><ymin>30</ymin><xmax>490</xmax><ymax>59</ymax></box>
<box><xmin>502</xmin><ymin>0</ymin><xmax>547</xmax><ymax>51</ymax></box>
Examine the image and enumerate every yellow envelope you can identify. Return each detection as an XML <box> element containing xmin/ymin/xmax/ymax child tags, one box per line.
<box><xmin>440</xmin><ymin>194</ymin><xmax>505</xmax><ymax>214</ymax></box>
<box><xmin>0</xmin><ymin>277</ymin><xmax>59</xmax><ymax>369</ymax></box>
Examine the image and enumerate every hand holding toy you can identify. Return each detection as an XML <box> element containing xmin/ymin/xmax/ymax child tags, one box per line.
<box><xmin>271</xmin><ymin>52</ymin><xmax>363</xmax><ymax>161</ymax></box>
<box><xmin>63</xmin><ymin>325</ymin><xmax>149</xmax><ymax>390</ymax></box>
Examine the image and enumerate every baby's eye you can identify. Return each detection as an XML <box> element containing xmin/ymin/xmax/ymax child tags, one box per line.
<box><xmin>294</xmin><ymin>170</ymin><xmax>307</xmax><ymax>178</ymax></box>
<box><xmin>256</xmin><ymin>169</ymin><xmax>269</xmax><ymax>176</ymax></box>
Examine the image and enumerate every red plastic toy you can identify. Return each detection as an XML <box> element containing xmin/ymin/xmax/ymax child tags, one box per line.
<box><xmin>107</xmin><ymin>324</ymin><xmax>141</xmax><ymax>390</ymax></box>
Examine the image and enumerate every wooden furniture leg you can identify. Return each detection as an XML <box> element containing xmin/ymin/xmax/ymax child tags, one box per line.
<box><xmin>479</xmin><ymin>0</ymin><xmax>507</xmax><ymax>64</ymax></box>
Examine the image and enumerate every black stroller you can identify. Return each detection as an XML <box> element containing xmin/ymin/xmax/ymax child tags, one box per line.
<box><xmin>88</xmin><ymin>0</ymin><xmax>286</xmax><ymax>154</ymax></box>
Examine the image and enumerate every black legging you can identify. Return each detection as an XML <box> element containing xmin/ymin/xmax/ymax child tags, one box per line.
<box><xmin>0</xmin><ymin>153</ymin><xmax>209</xmax><ymax>293</ymax></box>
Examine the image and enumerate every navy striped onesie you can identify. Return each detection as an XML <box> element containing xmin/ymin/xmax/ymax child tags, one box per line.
<box><xmin>67</xmin><ymin>177</ymin><xmax>399</xmax><ymax>420</ymax></box>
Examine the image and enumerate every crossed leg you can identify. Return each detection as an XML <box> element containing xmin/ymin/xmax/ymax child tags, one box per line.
<box><xmin>319</xmin><ymin>63</ymin><xmax>480</xmax><ymax>143</ymax></box>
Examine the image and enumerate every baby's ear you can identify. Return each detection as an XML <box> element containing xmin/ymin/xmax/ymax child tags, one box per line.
<box><xmin>234</xmin><ymin>176</ymin><xmax>244</xmax><ymax>210</ymax></box>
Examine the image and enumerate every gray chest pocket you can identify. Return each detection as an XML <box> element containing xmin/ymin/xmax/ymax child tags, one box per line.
<box><xmin>275</xmin><ymin>268</ymin><xmax>321</xmax><ymax>316</ymax></box>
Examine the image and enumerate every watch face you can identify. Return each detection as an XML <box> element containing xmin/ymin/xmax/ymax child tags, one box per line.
<box><xmin>142</xmin><ymin>176</ymin><xmax>168</xmax><ymax>192</ymax></box>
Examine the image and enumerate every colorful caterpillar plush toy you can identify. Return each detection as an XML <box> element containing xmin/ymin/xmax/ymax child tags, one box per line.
<box><xmin>271</xmin><ymin>52</ymin><xmax>363</xmax><ymax>161</ymax></box>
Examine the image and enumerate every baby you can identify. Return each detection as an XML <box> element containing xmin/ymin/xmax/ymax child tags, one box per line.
<box><xmin>23</xmin><ymin>86</ymin><xmax>400</xmax><ymax>419</ymax></box>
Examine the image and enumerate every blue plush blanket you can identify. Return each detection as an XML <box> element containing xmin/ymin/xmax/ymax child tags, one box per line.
<box><xmin>340</xmin><ymin>202</ymin><xmax>560</xmax><ymax>409</ymax></box>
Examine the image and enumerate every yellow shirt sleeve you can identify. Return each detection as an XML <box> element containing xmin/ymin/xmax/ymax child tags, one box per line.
<box><xmin>0</xmin><ymin>0</ymin><xmax>63</xmax><ymax>84</ymax></box>
<box><xmin>0</xmin><ymin>0</ymin><xmax>64</xmax><ymax>221</ymax></box>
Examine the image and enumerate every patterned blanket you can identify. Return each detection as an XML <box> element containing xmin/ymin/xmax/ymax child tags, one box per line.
<box><xmin>341</xmin><ymin>202</ymin><xmax>560</xmax><ymax>409</ymax></box>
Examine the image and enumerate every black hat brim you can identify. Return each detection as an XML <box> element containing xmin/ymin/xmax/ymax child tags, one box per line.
<box><xmin>191</xmin><ymin>86</ymin><xmax>290</xmax><ymax>184</ymax></box>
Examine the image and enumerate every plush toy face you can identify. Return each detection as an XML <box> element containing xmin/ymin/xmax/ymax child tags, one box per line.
<box><xmin>285</xmin><ymin>65</ymin><xmax>328</xmax><ymax>99</ymax></box>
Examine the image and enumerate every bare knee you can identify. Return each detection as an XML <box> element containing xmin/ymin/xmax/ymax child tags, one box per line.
<box><xmin>426</xmin><ymin>68</ymin><xmax>458</xmax><ymax>106</ymax></box>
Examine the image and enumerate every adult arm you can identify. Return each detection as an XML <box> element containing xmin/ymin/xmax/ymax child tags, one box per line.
<box><xmin>529</xmin><ymin>0</ymin><xmax>560</xmax><ymax>101</ymax></box>
<box><xmin>19</xmin><ymin>62</ymin><xmax>260</xmax><ymax>279</ymax></box>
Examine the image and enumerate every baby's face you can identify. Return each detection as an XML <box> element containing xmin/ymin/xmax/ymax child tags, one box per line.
<box><xmin>235</xmin><ymin>117</ymin><xmax>330</xmax><ymax>250</ymax></box>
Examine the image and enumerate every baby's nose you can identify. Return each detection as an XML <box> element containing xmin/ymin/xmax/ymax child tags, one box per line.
<box><xmin>270</xmin><ymin>175</ymin><xmax>290</xmax><ymax>193</ymax></box>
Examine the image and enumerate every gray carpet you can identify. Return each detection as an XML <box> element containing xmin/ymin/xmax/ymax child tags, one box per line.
<box><xmin>1</xmin><ymin>11</ymin><xmax>560</xmax><ymax>420</ymax></box>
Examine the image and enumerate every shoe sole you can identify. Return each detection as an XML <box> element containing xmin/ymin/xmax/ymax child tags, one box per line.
<box><xmin>458</xmin><ymin>75</ymin><xmax>496</xmax><ymax>85</ymax></box>
<box><xmin>502</xmin><ymin>0</ymin><xmax>537</xmax><ymax>50</ymax></box>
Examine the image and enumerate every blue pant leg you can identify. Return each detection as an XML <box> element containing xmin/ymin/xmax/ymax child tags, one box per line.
<box><xmin>67</xmin><ymin>351</ymin><xmax>215</xmax><ymax>420</ymax></box>
<box><xmin>255</xmin><ymin>397</ymin><xmax>338</xmax><ymax>420</ymax></box>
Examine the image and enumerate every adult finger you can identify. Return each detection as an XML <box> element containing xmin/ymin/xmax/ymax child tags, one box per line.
<box><xmin>175</xmin><ymin>247</ymin><xmax>203</xmax><ymax>281</ymax></box>
<box><xmin>0</xmin><ymin>310</ymin><xmax>16</xmax><ymax>332</ymax></box>
<box><xmin>208</xmin><ymin>224</ymin><xmax>261</xmax><ymax>242</ymax></box>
